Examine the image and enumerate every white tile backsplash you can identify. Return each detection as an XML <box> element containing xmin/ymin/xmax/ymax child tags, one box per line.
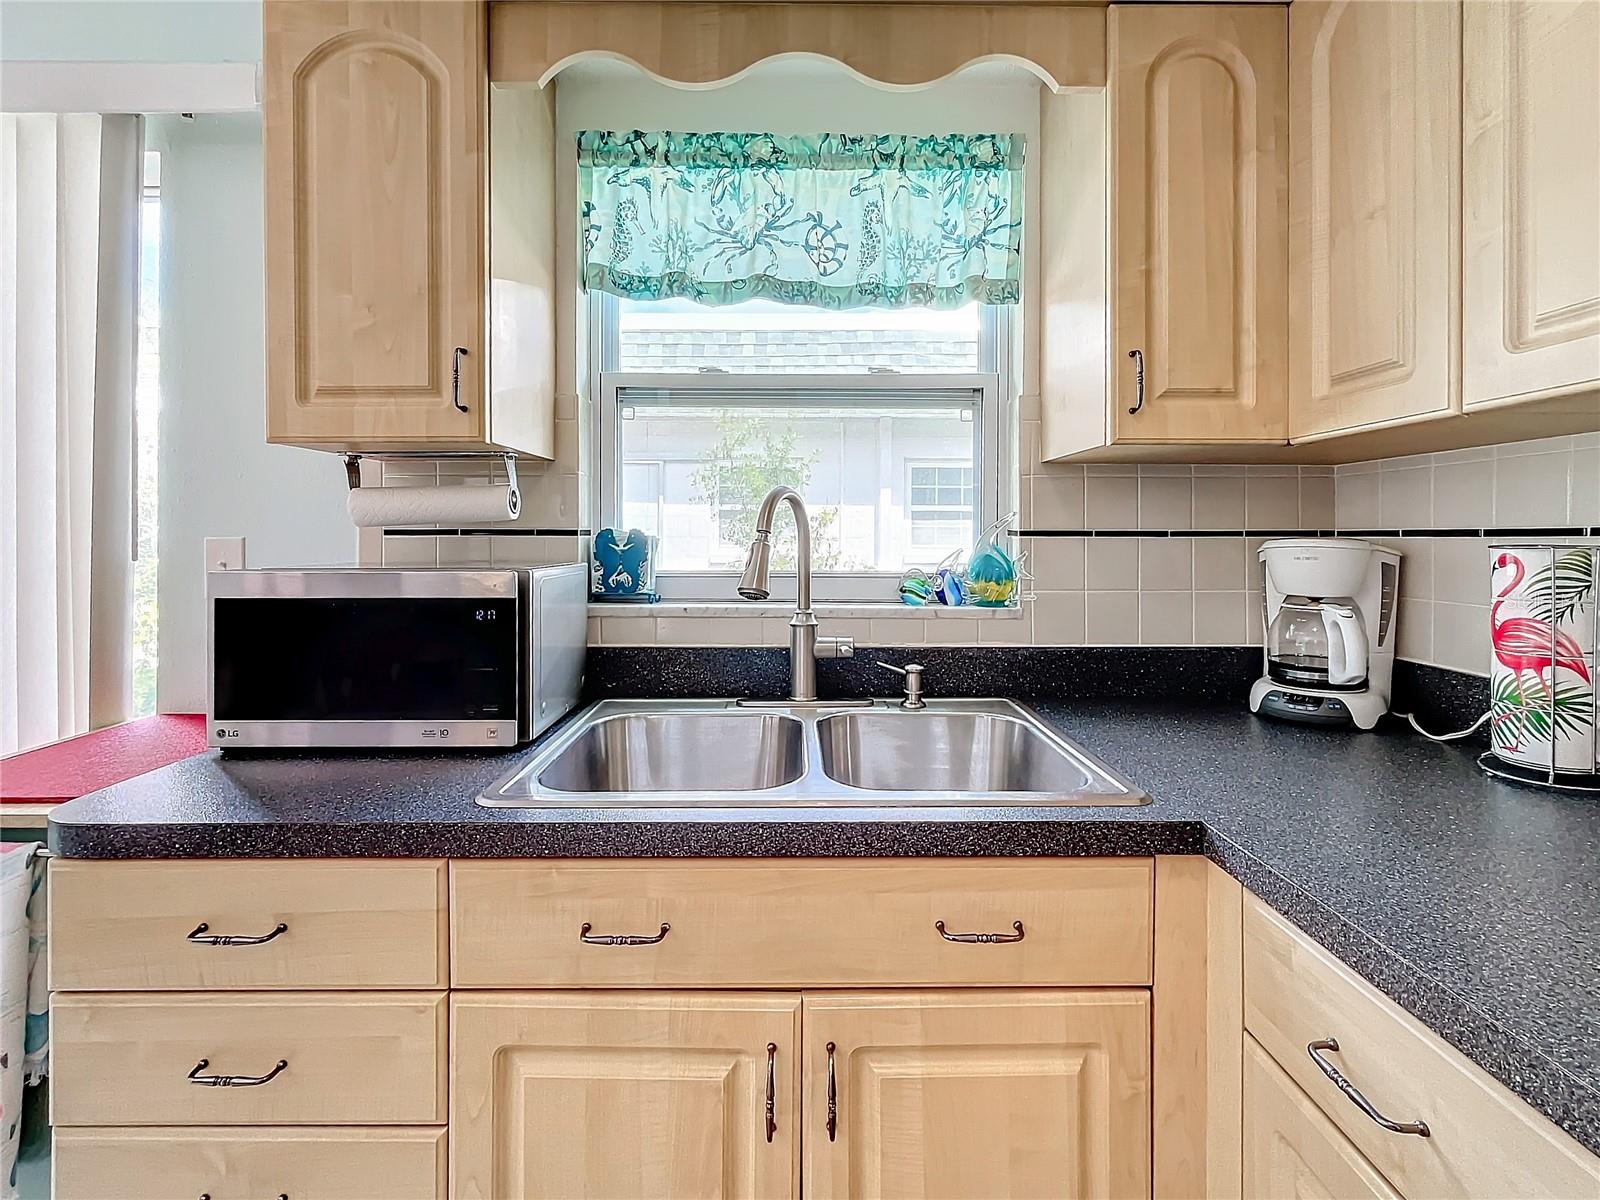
<box><xmin>1084</xmin><ymin>473</ymin><xmax>1139</xmax><ymax>527</ymax></box>
<box><xmin>1327</xmin><ymin>434</ymin><xmax>1600</xmax><ymax>675</ymax></box>
<box><xmin>1192</xmin><ymin>475</ymin><xmax>1246</xmax><ymax>529</ymax></box>
<box><xmin>371</xmin><ymin>434</ymin><xmax>1595</xmax><ymax>663</ymax></box>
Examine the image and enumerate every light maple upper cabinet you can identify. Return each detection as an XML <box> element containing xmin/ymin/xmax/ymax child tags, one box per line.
<box><xmin>263</xmin><ymin>0</ymin><xmax>555</xmax><ymax>455</ymax></box>
<box><xmin>1044</xmin><ymin>5</ymin><xmax>1291</xmax><ymax>460</ymax></box>
<box><xmin>1463</xmin><ymin>0</ymin><xmax>1600</xmax><ymax>411</ymax></box>
<box><xmin>804</xmin><ymin>990</ymin><xmax>1151</xmax><ymax>1200</ymax></box>
<box><xmin>1109</xmin><ymin>4</ymin><xmax>1290</xmax><ymax>449</ymax></box>
<box><xmin>1288</xmin><ymin>0</ymin><xmax>1461</xmax><ymax>442</ymax></box>
<box><xmin>450</xmin><ymin>992</ymin><xmax>802</xmax><ymax>1200</ymax></box>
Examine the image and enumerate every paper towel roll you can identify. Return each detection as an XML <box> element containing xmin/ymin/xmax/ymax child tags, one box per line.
<box><xmin>347</xmin><ymin>483</ymin><xmax>519</xmax><ymax>528</ymax></box>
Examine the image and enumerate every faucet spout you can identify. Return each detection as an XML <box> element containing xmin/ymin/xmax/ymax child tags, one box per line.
<box><xmin>738</xmin><ymin>485</ymin><xmax>847</xmax><ymax>702</ymax></box>
<box><xmin>739</xmin><ymin>486</ymin><xmax>811</xmax><ymax>610</ymax></box>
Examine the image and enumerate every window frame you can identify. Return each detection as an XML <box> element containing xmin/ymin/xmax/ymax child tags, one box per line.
<box><xmin>589</xmin><ymin>291</ymin><xmax>1011</xmax><ymax>601</ymax></box>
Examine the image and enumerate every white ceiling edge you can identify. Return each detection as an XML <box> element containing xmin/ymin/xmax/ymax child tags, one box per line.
<box><xmin>0</xmin><ymin>60</ymin><xmax>259</xmax><ymax>113</ymax></box>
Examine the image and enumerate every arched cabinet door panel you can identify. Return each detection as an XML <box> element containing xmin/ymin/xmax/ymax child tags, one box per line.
<box><xmin>265</xmin><ymin>0</ymin><xmax>487</xmax><ymax>449</ymax></box>
<box><xmin>1463</xmin><ymin>0</ymin><xmax>1600</xmax><ymax>409</ymax></box>
<box><xmin>1109</xmin><ymin>4</ymin><xmax>1289</xmax><ymax>446</ymax></box>
<box><xmin>1288</xmin><ymin>0</ymin><xmax>1461</xmax><ymax>440</ymax></box>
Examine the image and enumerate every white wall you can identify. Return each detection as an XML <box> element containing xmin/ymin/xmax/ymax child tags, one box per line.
<box><xmin>150</xmin><ymin>113</ymin><xmax>353</xmax><ymax>712</ymax></box>
<box><xmin>0</xmin><ymin>0</ymin><xmax>260</xmax><ymax>62</ymax></box>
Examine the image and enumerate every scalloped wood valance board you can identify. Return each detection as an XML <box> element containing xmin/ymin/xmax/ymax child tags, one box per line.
<box><xmin>488</xmin><ymin>2</ymin><xmax>1107</xmax><ymax>90</ymax></box>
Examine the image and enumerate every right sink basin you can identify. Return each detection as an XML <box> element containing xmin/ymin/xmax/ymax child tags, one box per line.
<box><xmin>818</xmin><ymin>709</ymin><xmax>1107</xmax><ymax>794</ymax></box>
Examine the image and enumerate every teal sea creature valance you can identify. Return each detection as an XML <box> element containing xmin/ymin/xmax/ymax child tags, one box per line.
<box><xmin>576</xmin><ymin>130</ymin><xmax>1024</xmax><ymax>310</ymax></box>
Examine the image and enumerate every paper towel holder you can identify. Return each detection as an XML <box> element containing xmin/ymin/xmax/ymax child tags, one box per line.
<box><xmin>341</xmin><ymin>451</ymin><xmax>521</xmax><ymax>520</ymax></box>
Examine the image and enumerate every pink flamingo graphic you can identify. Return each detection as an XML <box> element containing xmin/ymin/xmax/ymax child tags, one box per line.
<box><xmin>1491</xmin><ymin>552</ymin><xmax>1591</xmax><ymax>699</ymax></box>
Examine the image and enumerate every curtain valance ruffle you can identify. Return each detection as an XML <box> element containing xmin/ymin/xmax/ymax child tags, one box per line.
<box><xmin>577</xmin><ymin>130</ymin><xmax>1024</xmax><ymax>310</ymax></box>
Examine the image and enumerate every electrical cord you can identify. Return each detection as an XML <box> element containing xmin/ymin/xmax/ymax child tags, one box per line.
<box><xmin>1394</xmin><ymin>710</ymin><xmax>1492</xmax><ymax>742</ymax></box>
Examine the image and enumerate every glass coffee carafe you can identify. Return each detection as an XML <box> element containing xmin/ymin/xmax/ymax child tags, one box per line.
<box><xmin>1266</xmin><ymin>596</ymin><xmax>1370</xmax><ymax>690</ymax></box>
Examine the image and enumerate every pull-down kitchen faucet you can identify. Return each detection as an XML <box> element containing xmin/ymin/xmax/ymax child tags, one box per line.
<box><xmin>736</xmin><ymin>485</ymin><xmax>858</xmax><ymax>703</ymax></box>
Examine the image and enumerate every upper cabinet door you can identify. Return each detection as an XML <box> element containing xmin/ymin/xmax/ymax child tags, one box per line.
<box><xmin>1288</xmin><ymin>0</ymin><xmax>1461</xmax><ymax>441</ymax></box>
<box><xmin>1463</xmin><ymin>0</ymin><xmax>1600</xmax><ymax>409</ymax></box>
<box><xmin>264</xmin><ymin>0</ymin><xmax>486</xmax><ymax>448</ymax></box>
<box><xmin>1110</xmin><ymin>4</ymin><xmax>1289</xmax><ymax>445</ymax></box>
<box><xmin>451</xmin><ymin>992</ymin><xmax>801</xmax><ymax>1200</ymax></box>
<box><xmin>804</xmin><ymin>990</ymin><xmax>1151</xmax><ymax>1200</ymax></box>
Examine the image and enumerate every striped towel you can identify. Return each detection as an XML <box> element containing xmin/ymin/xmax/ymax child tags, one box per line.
<box><xmin>1</xmin><ymin>843</ymin><xmax>47</xmax><ymax>1200</ymax></box>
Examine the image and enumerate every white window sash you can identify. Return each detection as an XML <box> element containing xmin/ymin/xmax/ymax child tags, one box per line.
<box><xmin>595</xmin><ymin>372</ymin><xmax>1002</xmax><ymax>601</ymax></box>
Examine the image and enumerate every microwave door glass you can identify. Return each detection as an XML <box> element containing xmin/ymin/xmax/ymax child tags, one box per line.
<box><xmin>212</xmin><ymin>597</ymin><xmax>519</xmax><ymax>721</ymax></box>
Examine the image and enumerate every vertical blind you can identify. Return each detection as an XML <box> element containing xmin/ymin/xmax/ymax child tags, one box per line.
<box><xmin>0</xmin><ymin>113</ymin><xmax>140</xmax><ymax>754</ymax></box>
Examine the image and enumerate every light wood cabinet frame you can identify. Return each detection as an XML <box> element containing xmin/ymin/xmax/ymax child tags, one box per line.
<box><xmin>489</xmin><ymin>1</ymin><xmax>1106</xmax><ymax>90</ymax></box>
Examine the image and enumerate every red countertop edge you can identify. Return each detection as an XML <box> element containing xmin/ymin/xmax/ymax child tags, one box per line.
<box><xmin>1</xmin><ymin>714</ymin><xmax>209</xmax><ymax>805</ymax></box>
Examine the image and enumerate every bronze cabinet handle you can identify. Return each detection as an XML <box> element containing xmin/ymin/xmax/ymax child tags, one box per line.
<box><xmin>187</xmin><ymin>1058</ymin><xmax>288</xmax><ymax>1088</ymax></box>
<box><xmin>1127</xmin><ymin>348</ymin><xmax>1145</xmax><ymax>414</ymax></box>
<box><xmin>451</xmin><ymin>346</ymin><xmax>469</xmax><ymax>412</ymax></box>
<box><xmin>935</xmin><ymin>920</ymin><xmax>1025</xmax><ymax>944</ymax></box>
<box><xmin>186</xmin><ymin>922</ymin><xmax>288</xmax><ymax>946</ymax></box>
<box><xmin>579</xmin><ymin>922</ymin><xmax>670</xmax><ymax>946</ymax></box>
<box><xmin>765</xmin><ymin>1042</ymin><xmax>778</xmax><ymax>1143</ymax></box>
<box><xmin>825</xmin><ymin>1041</ymin><xmax>838</xmax><ymax>1142</ymax></box>
<box><xmin>1307</xmin><ymin>1039</ymin><xmax>1430</xmax><ymax>1137</ymax></box>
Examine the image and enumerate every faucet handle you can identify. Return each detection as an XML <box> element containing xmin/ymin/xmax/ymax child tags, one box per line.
<box><xmin>816</xmin><ymin>636</ymin><xmax>854</xmax><ymax>659</ymax></box>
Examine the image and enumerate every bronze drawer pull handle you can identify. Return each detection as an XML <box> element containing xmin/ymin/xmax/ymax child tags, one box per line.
<box><xmin>765</xmin><ymin>1042</ymin><xmax>778</xmax><ymax>1143</ymax></box>
<box><xmin>187</xmin><ymin>1057</ymin><xmax>289</xmax><ymax>1087</ymax></box>
<box><xmin>186</xmin><ymin>921</ymin><xmax>288</xmax><ymax>946</ymax></box>
<box><xmin>451</xmin><ymin>346</ymin><xmax>469</xmax><ymax>412</ymax></box>
<box><xmin>935</xmin><ymin>920</ymin><xmax>1025</xmax><ymax>944</ymax></box>
<box><xmin>825</xmin><ymin>1041</ymin><xmax>838</xmax><ymax>1142</ymax></box>
<box><xmin>1307</xmin><ymin>1038</ymin><xmax>1430</xmax><ymax>1137</ymax></box>
<box><xmin>199</xmin><ymin>1195</ymin><xmax>286</xmax><ymax>1199</ymax></box>
<box><xmin>1127</xmin><ymin>348</ymin><xmax>1145</xmax><ymax>414</ymax></box>
<box><xmin>579</xmin><ymin>921</ymin><xmax>670</xmax><ymax>946</ymax></box>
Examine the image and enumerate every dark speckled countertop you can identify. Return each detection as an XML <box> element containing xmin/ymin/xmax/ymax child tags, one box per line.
<box><xmin>47</xmin><ymin>702</ymin><xmax>1600</xmax><ymax>1157</ymax></box>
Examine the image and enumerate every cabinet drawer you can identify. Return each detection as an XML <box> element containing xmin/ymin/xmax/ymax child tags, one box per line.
<box><xmin>49</xmin><ymin>859</ymin><xmax>447</xmax><ymax>990</ymax></box>
<box><xmin>51</xmin><ymin>993</ymin><xmax>446</xmax><ymax>1127</ymax></box>
<box><xmin>1244</xmin><ymin>1036</ymin><xmax>1398</xmax><ymax>1200</ymax></box>
<box><xmin>53</xmin><ymin>1126</ymin><xmax>446</xmax><ymax>1200</ymax></box>
<box><xmin>451</xmin><ymin>858</ymin><xmax>1153</xmax><ymax>988</ymax></box>
<box><xmin>1244</xmin><ymin>897</ymin><xmax>1600</xmax><ymax>1199</ymax></box>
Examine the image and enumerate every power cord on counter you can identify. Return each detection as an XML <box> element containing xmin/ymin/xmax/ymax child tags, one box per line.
<box><xmin>1393</xmin><ymin>710</ymin><xmax>1492</xmax><ymax>742</ymax></box>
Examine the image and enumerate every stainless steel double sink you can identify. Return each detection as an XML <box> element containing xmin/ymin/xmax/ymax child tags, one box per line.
<box><xmin>479</xmin><ymin>698</ymin><xmax>1148</xmax><ymax>808</ymax></box>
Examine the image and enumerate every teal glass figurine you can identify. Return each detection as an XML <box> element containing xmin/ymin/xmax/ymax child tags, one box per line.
<box><xmin>964</xmin><ymin>512</ymin><xmax>1019</xmax><ymax>607</ymax></box>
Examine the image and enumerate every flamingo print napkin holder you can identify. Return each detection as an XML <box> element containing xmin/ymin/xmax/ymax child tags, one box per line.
<box><xmin>1485</xmin><ymin>544</ymin><xmax>1599</xmax><ymax>791</ymax></box>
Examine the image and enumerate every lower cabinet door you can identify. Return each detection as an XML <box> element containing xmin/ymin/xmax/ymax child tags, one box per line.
<box><xmin>52</xmin><ymin>1126</ymin><xmax>447</xmax><ymax>1200</ymax></box>
<box><xmin>803</xmin><ymin>989</ymin><xmax>1151</xmax><ymax>1200</ymax></box>
<box><xmin>1244</xmin><ymin>1037</ymin><xmax>1400</xmax><ymax>1200</ymax></box>
<box><xmin>450</xmin><ymin>992</ymin><xmax>801</xmax><ymax>1200</ymax></box>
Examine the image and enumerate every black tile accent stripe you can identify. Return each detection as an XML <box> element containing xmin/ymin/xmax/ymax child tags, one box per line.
<box><xmin>383</xmin><ymin>527</ymin><xmax>591</xmax><ymax>537</ymax></box>
<box><xmin>381</xmin><ymin>526</ymin><xmax>1596</xmax><ymax>541</ymax></box>
<box><xmin>1012</xmin><ymin>526</ymin><xmax>1596</xmax><ymax>539</ymax></box>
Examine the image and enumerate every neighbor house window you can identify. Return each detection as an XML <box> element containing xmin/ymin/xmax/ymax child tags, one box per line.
<box><xmin>582</xmin><ymin>129</ymin><xmax>1021</xmax><ymax>600</ymax></box>
<box><xmin>907</xmin><ymin>463</ymin><xmax>975</xmax><ymax>551</ymax></box>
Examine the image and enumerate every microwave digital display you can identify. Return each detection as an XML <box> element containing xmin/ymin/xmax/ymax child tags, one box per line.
<box><xmin>212</xmin><ymin>597</ymin><xmax>519</xmax><ymax>722</ymax></box>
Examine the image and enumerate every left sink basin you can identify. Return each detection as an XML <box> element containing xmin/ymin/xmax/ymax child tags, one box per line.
<box><xmin>481</xmin><ymin>706</ymin><xmax>807</xmax><ymax>805</ymax></box>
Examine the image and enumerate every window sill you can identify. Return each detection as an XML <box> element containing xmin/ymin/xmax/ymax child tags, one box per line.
<box><xmin>587</xmin><ymin>600</ymin><xmax>1023</xmax><ymax>620</ymax></box>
